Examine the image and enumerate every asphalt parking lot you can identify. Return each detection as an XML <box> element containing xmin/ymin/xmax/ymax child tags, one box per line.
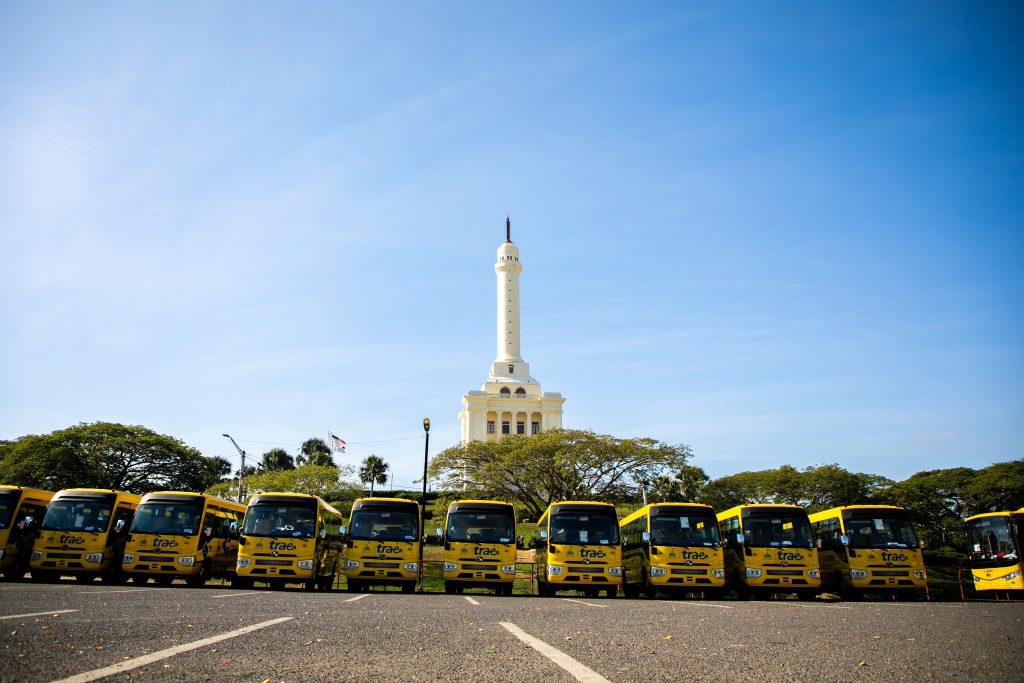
<box><xmin>1</xmin><ymin>581</ymin><xmax>1020</xmax><ymax>682</ymax></box>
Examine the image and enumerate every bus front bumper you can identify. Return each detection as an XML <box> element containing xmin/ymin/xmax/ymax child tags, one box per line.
<box><xmin>236</xmin><ymin>556</ymin><xmax>317</xmax><ymax>580</ymax></box>
<box><xmin>443</xmin><ymin>560</ymin><xmax>516</xmax><ymax>585</ymax></box>
<box><xmin>31</xmin><ymin>550</ymin><xmax>114</xmax><ymax>575</ymax></box>
<box><xmin>649</xmin><ymin>565</ymin><xmax>725</xmax><ymax>588</ymax></box>
<box><xmin>546</xmin><ymin>564</ymin><xmax>623</xmax><ymax>587</ymax></box>
<box><xmin>741</xmin><ymin>567</ymin><xmax>821</xmax><ymax>589</ymax></box>
<box><xmin>846</xmin><ymin>567</ymin><xmax>928</xmax><ymax>590</ymax></box>
<box><xmin>344</xmin><ymin>559</ymin><xmax>418</xmax><ymax>583</ymax></box>
<box><xmin>122</xmin><ymin>553</ymin><xmax>203</xmax><ymax>576</ymax></box>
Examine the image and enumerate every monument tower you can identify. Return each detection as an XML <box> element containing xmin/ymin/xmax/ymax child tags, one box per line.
<box><xmin>459</xmin><ymin>218</ymin><xmax>565</xmax><ymax>443</ymax></box>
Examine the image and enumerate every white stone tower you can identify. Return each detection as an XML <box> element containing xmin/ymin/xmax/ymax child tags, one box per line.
<box><xmin>460</xmin><ymin>218</ymin><xmax>565</xmax><ymax>444</ymax></box>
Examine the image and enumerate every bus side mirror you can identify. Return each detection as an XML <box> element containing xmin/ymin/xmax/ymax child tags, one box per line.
<box><xmin>319</xmin><ymin>526</ymin><xmax>327</xmax><ymax>540</ymax></box>
<box><xmin>229</xmin><ymin>522</ymin><xmax>239</xmax><ymax>535</ymax></box>
<box><xmin>22</xmin><ymin>516</ymin><xmax>35</xmax><ymax>529</ymax></box>
<box><xmin>736</xmin><ymin>533</ymin><xmax>745</xmax><ymax>545</ymax></box>
<box><xmin>516</xmin><ymin>535</ymin><xmax>525</xmax><ymax>550</ymax></box>
<box><xmin>840</xmin><ymin>535</ymin><xmax>849</xmax><ymax>546</ymax></box>
<box><xmin>435</xmin><ymin>528</ymin><xmax>443</xmax><ymax>538</ymax></box>
<box><xmin>114</xmin><ymin>519</ymin><xmax>125</xmax><ymax>533</ymax></box>
<box><xmin>539</xmin><ymin>530</ymin><xmax>548</xmax><ymax>541</ymax></box>
<box><xmin>204</xmin><ymin>527</ymin><xmax>213</xmax><ymax>538</ymax></box>
<box><xmin>642</xmin><ymin>532</ymin><xmax>651</xmax><ymax>543</ymax></box>
<box><xmin>339</xmin><ymin>525</ymin><xmax>347</xmax><ymax>537</ymax></box>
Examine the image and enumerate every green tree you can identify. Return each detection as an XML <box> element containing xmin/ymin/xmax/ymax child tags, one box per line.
<box><xmin>261</xmin><ymin>448</ymin><xmax>295</xmax><ymax>472</ymax></box>
<box><xmin>205</xmin><ymin>464</ymin><xmax>358</xmax><ymax>502</ymax></box>
<box><xmin>359</xmin><ymin>455</ymin><xmax>389</xmax><ymax>496</ymax></box>
<box><xmin>699</xmin><ymin>464</ymin><xmax>889</xmax><ymax>512</ymax></box>
<box><xmin>297</xmin><ymin>438</ymin><xmax>335</xmax><ymax>468</ymax></box>
<box><xmin>429</xmin><ymin>428</ymin><xmax>693</xmax><ymax>519</ymax></box>
<box><xmin>675</xmin><ymin>464</ymin><xmax>710</xmax><ymax>502</ymax></box>
<box><xmin>0</xmin><ymin>422</ymin><xmax>216</xmax><ymax>494</ymax></box>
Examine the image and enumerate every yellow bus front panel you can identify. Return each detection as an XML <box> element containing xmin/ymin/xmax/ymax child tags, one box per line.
<box><xmin>343</xmin><ymin>498</ymin><xmax>421</xmax><ymax>591</ymax></box>
<box><xmin>0</xmin><ymin>486</ymin><xmax>53</xmax><ymax>578</ymax></box>
<box><xmin>648</xmin><ymin>545</ymin><xmax>726</xmax><ymax>590</ymax></box>
<box><xmin>621</xmin><ymin>503</ymin><xmax>726</xmax><ymax>595</ymax></box>
<box><xmin>966</xmin><ymin>511</ymin><xmax>1024</xmax><ymax>594</ymax></box>
<box><xmin>343</xmin><ymin>539</ymin><xmax>419</xmax><ymax>585</ymax></box>
<box><xmin>442</xmin><ymin>500</ymin><xmax>517</xmax><ymax>594</ymax></box>
<box><xmin>537</xmin><ymin>501</ymin><xmax>623</xmax><ymax>597</ymax></box>
<box><xmin>544</xmin><ymin>542</ymin><xmax>623</xmax><ymax>591</ymax></box>
<box><xmin>238</xmin><ymin>536</ymin><xmax>320</xmax><ymax>581</ymax></box>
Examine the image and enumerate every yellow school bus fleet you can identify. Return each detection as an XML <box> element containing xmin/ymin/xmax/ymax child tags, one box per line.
<box><xmin>342</xmin><ymin>497</ymin><xmax>421</xmax><ymax>593</ymax></box>
<box><xmin>30</xmin><ymin>488</ymin><xmax>141</xmax><ymax>583</ymax></box>
<box><xmin>0</xmin><ymin>486</ymin><xmax>54</xmax><ymax>580</ymax></box>
<box><xmin>122</xmin><ymin>491</ymin><xmax>245</xmax><ymax>586</ymax></box>
<box><xmin>235</xmin><ymin>492</ymin><xmax>343</xmax><ymax>590</ymax></box>
<box><xmin>965</xmin><ymin>507</ymin><xmax>1024</xmax><ymax>596</ymax></box>
<box><xmin>717</xmin><ymin>504</ymin><xmax>821</xmax><ymax>600</ymax></box>
<box><xmin>620</xmin><ymin>502</ymin><xmax>725</xmax><ymax>598</ymax></box>
<box><xmin>810</xmin><ymin>505</ymin><xmax>927</xmax><ymax>599</ymax></box>
<box><xmin>535</xmin><ymin>501</ymin><xmax>622</xmax><ymax>598</ymax></box>
<box><xmin>438</xmin><ymin>499</ymin><xmax>517</xmax><ymax>595</ymax></box>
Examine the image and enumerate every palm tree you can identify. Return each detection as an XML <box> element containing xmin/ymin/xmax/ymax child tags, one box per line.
<box><xmin>296</xmin><ymin>438</ymin><xmax>335</xmax><ymax>468</ymax></box>
<box><xmin>261</xmin><ymin>448</ymin><xmax>295</xmax><ymax>472</ymax></box>
<box><xmin>359</xmin><ymin>455</ymin><xmax>389</xmax><ymax>496</ymax></box>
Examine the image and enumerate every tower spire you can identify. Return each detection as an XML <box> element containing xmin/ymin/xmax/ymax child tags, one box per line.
<box><xmin>506</xmin><ymin>216</ymin><xmax>511</xmax><ymax>242</ymax></box>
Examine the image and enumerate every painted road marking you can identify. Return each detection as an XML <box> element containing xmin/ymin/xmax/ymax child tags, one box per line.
<box><xmin>500</xmin><ymin>621</ymin><xmax>610</xmax><ymax>683</ymax></box>
<box><xmin>671</xmin><ymin>601</ymin><xmax>735</xmax><ymax>609</ymax></box>
<box><xmin>0</xmin><ymin>609</ymin><xmax>78</xmax><ymax>620</ymax></box>
<box><xmin>47</xmin><ymin>616</ymin><xmax>294</xmax><ymax>683</ymax></box>
<box><xmin>209</xmin><ymin>592</ymin><xmax>259</xmax><ymax>599</ymax></box>
<box><xmin>561</xmin><ymin>598</ymin><xmax>607</xmax><ymax>608</ymax></box>
<box><xmin>344</xmin><ymin>593</ymin><xmax>371</xmax><ymax>603</ymax></box>
<box><xmin>464</xmin><ymin>596</ymin><xmax>480</xmax><ymax>606</ymax></box>
<box><xmin>79</xmin><ymin>588</ymin><xmax>172</xmax><ymax>595</ymax></box>
<box><xmin>783</xmin><ymin>602</ymin><xmax>851</xmax><ymax>610</ymax></box>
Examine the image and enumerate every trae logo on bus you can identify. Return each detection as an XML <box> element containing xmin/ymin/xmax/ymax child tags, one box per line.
<box><xmin>581</xmin><ymin>549</ymin><xmax>606</xmax><ymax>559</ymax></box>
<box><xmin>776</xmin><ymin>551</ymin><xmax>804</xmax><ymax>562</ymax></box>
<box><xmin>881</xmin><ymin>551</ymin><xmax>908</xmax><ymax>562</ymax></box>
<box><xmin>473</xmin><ymin>546</ymin><xmax>499</xmax><ymax>557</ymax></box>
<box><xmin>376</xmin><ymin>543</ymin><xmax>400</xmax><ymax>554</ymax></box>
<box><xmin>153</xmin><ymin>538</ymin><xmax>178</xmax><ymax>549</ymax></box>
<box><xmin>681</xmin><ymin>550</ymin><xmax>709</xmax><ymax>560</ymax></box>
<box><xmin>269</xmin><ymin>541</ymin><xmax>296</xmax><ymax>551</ymax></box>
<box><xmin>59</xmin><ymin>535</ymin><xmax>85</xmax><ymax>545</ymax></box>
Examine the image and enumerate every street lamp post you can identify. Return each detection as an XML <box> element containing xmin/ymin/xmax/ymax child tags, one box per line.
<box><xmin>222</xmin><ymin>434</ymin><xmax>247</xmax><ymax>503</ymax></box>
<box><xmin>418</xmin><ymin>418</ymin><xmax>430</xmax><ymax>591</ymax></box>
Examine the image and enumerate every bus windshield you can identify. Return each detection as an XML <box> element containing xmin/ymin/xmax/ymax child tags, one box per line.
<box><xmin>550</xmin><ymin>511</ymin><xmax>619</xmax><ymax>545</ymax></box>
<box><xmin>447</xmin><ymin>511</ymin><xmax>515</xmax><ymax>543</ymax></box>
<box><xmin>42</xmin><ymin>497</ymin><xmax>114</xmax><ymax>533</ymax></box>
<box><xmin>132</xmin><ymin>501</ymin><xmax>204</xmax><ymax>536</ymax></box>
<box><xmin>349</xmin><ymin>508</ymin><xmax>419</xmax><ymax>542</ymax></box>
<box><xmin>744</xmin><ymin>513</ymin><xmax>813</xmax><ymax>549</ymax></box>
<box><xmin>650</xmin><ymin>512</ymin><xmax>719</xmax><ymax>547</ymax></box>
<box><xmin>844</xmin><ymin>514</ymin><xmax>919</xmax><ymax>549</ymax></box>
<box><xmin>0</xmin><ymin>491</ymin><xmax>19</xmax><ymax>529</ymax></box>
<box><xmin>243</xmin><ymin>503</ymin><xmax>318</xmax><ymax>538</ymax></box>
<box><xmin>967</xmin><ymin>517</ymin><xmax>1019</xmax><ymax>568</ymax></box>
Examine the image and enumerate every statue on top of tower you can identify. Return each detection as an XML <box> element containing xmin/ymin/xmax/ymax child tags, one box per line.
<box><xmin>506</xmin><ymin>216</ymin><xmax>511</xmax><ymax>243</ymax></box>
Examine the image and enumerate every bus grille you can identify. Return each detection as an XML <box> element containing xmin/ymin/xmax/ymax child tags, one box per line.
<box><xmin>872</xmin><ymin>570</ymin><xmax>909</xmax><ymax>577</ymax></box>
<box><xmin>460</xmin><ymin>564</ymin><xmax>497</xmax><ymax>571</ymax></box>
<box><xmin>47</xmin><ymin>553</ymin><xmax>82</xmax><ymax>559</ymax></box>
<box><xmin>568</xmin><ymin>566</ymin><xmax>604</xmax><ymax>574</ymax></box>
<box><xmin>255</xmin><ymin>559</ymin><xmax>292</xmax><ymax>567</ymax></box>
<box><xmin>139</xmin><ymin>556</ymin><xmax>174</xmax><ymax>563</ymax></box>
<box><xmin>363</xmin><ymin>562</ymin><xmax>400</xmax><ymax>569</ymax></box>
<box><xmin>670</xmin><ymin>568</ymin><xmax>707</xmax><ymax>575</ymax></box>
<box><xmin>766</xmin><ymin>570</ymin><xmax>803</xmax><ymax>576</ymax></box>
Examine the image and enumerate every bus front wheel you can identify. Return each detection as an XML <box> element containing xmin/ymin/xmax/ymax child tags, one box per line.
<box><xmin>401</xmin><ymin>582</ymin><xmax>415</xmax><ymax>594</ymax></box>
<box><xmin>231</xmin><ymin>576</ymin><xmax>253</xmax><ymax>590</ymax></box>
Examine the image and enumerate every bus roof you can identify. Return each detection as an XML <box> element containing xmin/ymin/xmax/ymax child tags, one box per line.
<box><xmin>52</xmin><ymin>488</ymin><xmax>142</xmax><ymax>504</ymax></box>
<box><xmin>716</xmin><ymin>503</ymin><xmax>807</xmax><ymax>520</ymax></box>
<box><xmin>353</xmin><ymin>496</ymin><xmax>418</xmax><ymax>505</ymax></box>
<box><xmin>619</xmin><ymin>502</ymin><xmax>715</xmax><ymax>527</ymax></box>
<box><xmin>808</xmin><ymin>505</ymin><xmax>908</xmax><ymax>522</ymax></box>
<box><xmin>0</xmin><ymin>485</ymin><xmax>55</xmax><ymax>499</ymax></box>
<box><xmin>140</xmin><ymin>491</ymin><xmax>246</xmax><ymax>512</ymax></box>
<box><xmin>248</xmin><ymin>492</ymin><xmax>342</xmax><ymax>517</ymax></box>
<box><xmin>965</xmin><ymin>510</ymin><xmax>1024</xmax><ymax>523</ymax></box>
<box><xmin>538</xmin><ymin>501</ymin><xmax>617</xmax><ymax>525</ymax></box>
<box><xmin>447</xmin><ymin>499</ymin><xmax>514</xmax><ymax>508</ymax></box>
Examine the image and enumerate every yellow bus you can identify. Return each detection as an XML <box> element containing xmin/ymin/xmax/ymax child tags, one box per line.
<box><xmin>535</xmin><ymin>501</ymin><xmax>622</xmax><ymax>598</ymax></box>
<box><xmin>30</xmin><ymin>488</ymin><xmax>141</xmax><ymax>583</ymax></box>
<box><xmin>122</xmin><ymin>491</ymin><xmax>245</xmax><ymax>587</ymax></box>
<box><xmin>965</xmin><ymin>508</ymin><xmax>1024</xmax><ymax>596</ymax></box>
<box><xmin>0</xmin><ymin>486</ymin><xmax>55</xmax><ymax>580</ymax></box>
<box><xmin>234</xmin><ymin>492</ymin><xmax>344</xmax><ymax>591</ymax></box>
<box><xmin>809</xmin><ymin>505</ymin><xmax>927</xmax><ymax>600</ymax></box>
<box><xmin>437</xmin><ymin>499</ymin><xmax>517</xmax><ymax>596</ymax></box>
<box><xmin>619</xmin><ymin>502</ymin><xmax>725</xmax><ymax>599</ymax></box>
<box><xmin>342</xmin><ymin>497</ymin><xmax>421</xmax><ymax>593</ymax></box>
<box><xmin>717</xmin><ymin>504</ymin><xmax>821</xmax><ymax>600</ymax></box>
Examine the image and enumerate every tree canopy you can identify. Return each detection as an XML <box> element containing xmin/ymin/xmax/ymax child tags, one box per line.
<box><xmin>205</xmin><ymin>464</ymin><xmax>358</xmax><ymax>502</ymax></box>
<box><xmin>429</xmin><ymin>429</ymin><xmax>692</xmax><ymax>519</ymax></box>
<box><xmin>359</xmin><ymin>455</ymin><xmax>389</xmax><ymax>496</ymax></box>
<box><xmin>297</xmin><ymin>438</ymin><xmax>335</xmax><ymax>468</ymax></box>
<box><xmin>699</xmin><ymin>464</ymin><xmax>892</xmax><ymax>512</ymax></box>
<box><xmin>0</xmin><ymin>422</ymin><xmax>223</xmax><ymax>494</ymax></box>
<box><xmin>261</xmin><ymin>448</ymin><xmax>295</xmax><ymax>472</ymax></box>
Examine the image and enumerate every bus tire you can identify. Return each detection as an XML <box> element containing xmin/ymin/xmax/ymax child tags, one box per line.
<box><xmin>103</xmin><ymin>571</ymin><xmax>129</xmax><ymax>585</ymax></box>
<box><xmin>74</xmin><ymin>574</ymin><xmax>96</xmax><ymax>584</ymax></box>
<box><xmin>401</xmin><ymin>582</ymin><xmax>415</xmax><ymax>594</ymax></box>
<box><xmin>703</xmin><ymin>588</ymin><xmax>726</xmax><ymax>600</ymax></box>
<box><xmin>444</xmin><ymin>581</ymin><xmax>455</xmax><ymax>594</ymax></box>
<box><xmin>30</xmin><ymin>570</ymin><xmax>59</xmax><ymax>583</ymax></box>
<box><xmin>605</xmin><ymin>586</ymin><xmax>618</xmax><ymax>598</ymax></box>
<box><xmin>502</xmin><ymin>584</ymin><xmax>514</xmax><ymax>596</ymax></box>
<box><xmin>317</xmin><ymin>574</ymin><xmax>334</xmax><ymax>591</ymax></box>
<box><xmin>186</xmin><ymin>575</ymin><xmax>206</xmax><ymax>588</ymax></box>
<box><xmin>797</xmin><ymin>589</ymin><xmax>816</xmax><ymax>601</ymax></box>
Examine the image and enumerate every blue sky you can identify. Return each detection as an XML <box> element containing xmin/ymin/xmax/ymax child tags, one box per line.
<box><xmin>1</xmin><ymin>2</ymin><xmax>1021</xmax><ymax>488</ymax></box>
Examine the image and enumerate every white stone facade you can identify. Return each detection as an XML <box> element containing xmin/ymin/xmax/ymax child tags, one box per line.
<box><xmin>459</xmin><ymin>221</ymin><xmax>565</xmax><ymax>444</ymax></box>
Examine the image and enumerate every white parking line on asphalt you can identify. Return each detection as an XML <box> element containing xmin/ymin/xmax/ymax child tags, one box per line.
<box><xmin>344</xmin><ymin>593</ymin><xmax>371</xmax><ymax>603</ymax></box>
<box><xmin>209</xmin><ymin>592</ymin><xmax>258</xmax><ymax>599</ymax></box>
<box><xmin>670</xmin><ymin>601</ymin><xmax>735</xmax><ymax>609</ymax></box>
<box><xmin>464</xmin><ymin>596</ymin><xmax>480</xmax><ymax>606</ymax></box>
<box><xmin>47</xmin><ymin>616</ymin><xmax>294</xmax><ymax>683</ymax></box>
<box><xmin>500</xmin><ymin>622</ymin><xmax>610</xmax><ymax>683</ymax></box>
<box><xmin>561</xmin><ymin>598</ymin><xmax>607</xmax><ymax>608</ymax></box>
<box><xmin>783</xmin><ymin>602</ymin><xmax>851</xmax><ymax>610</ymax></box>
<box><xmin>78</xmin><ymin>588</ymin><xmax>171</xmax><ymax>595</ymax></box>
<box><xmin>0</xmin><ymin>609</ymin><xmax>78</xmax><ymax>621</ymax></box>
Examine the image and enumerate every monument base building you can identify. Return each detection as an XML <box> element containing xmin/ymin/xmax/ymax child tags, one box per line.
<box><xmin>459</xmin><ymin>219</ymin><xmax>564</xmax><ymax>444</ymax></box>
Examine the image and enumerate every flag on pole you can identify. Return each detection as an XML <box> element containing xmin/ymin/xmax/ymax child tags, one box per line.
<box><xmin>328</xmin><ymin>432</ymin><xmax>346</xmax><ymax>453</ymax></box>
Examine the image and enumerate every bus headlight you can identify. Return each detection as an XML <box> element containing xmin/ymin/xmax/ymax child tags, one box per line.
<box><xmin>237</xmin><ymin>557</ymin><xmax>251</xmax><ymax>569</ymax></box>
<box><xmin>178</xmin><ymin>557</ymin><xmax>195</xmax><ymax>567</ymax></box>
<box><xmin>650</xmin><ymin>567</ymin><xmax>667</xmax><ymax>578</ymax></box>
<box><xmin>711</xmin><ymin>568</ymin><xmax>725</xmax><ymax>579</ymax></box>
<box><xmin>807</xmin><ymin>569</ymin><xmax>820</xmax><ymax>579</ymax></box>
<box><xmin>31</xmin><ymin>551</ymin><xmax>41</xmax><ymax>562</ymax></box>
<box><xmin>608</xmin><ymin>566</ymin><xmax>623</xmax><ymax>577</ymax></box>
<box><xmin>913</xmin><ymin>569</ymin><xmax>927</xmax><ymax>580</ymax></box>
<box><xmin>547</xmin><ymin>565</ymin><xmax>564</xmax><ymax>576</ymax></box>
<box><xmin>345</xmin><ymin>560</ymin><xmax>360</xmax><ymax>570</ymax></box>
<box><xmin>501</xmin><ymin>564</ymin><xmax>516</xmax><ymax>575</ymax></box>
<box><xmin>84</xmin><ymin>553</ymin><xmax>104</xmax><ymax>564</ymax></box>
<box><xmin>297</xmin><ymin>560</ymin><xmax>314</xmax><ymax>570</ymax></box>
<box><xmin>1005</xmin><ymin>570</ymin><xmax>1021</xmax><ymax>581</ymax></box>
<box><xmin>745</xmin><ymin>568</ymin><xmax>762</xmax><ymax>579</ymax></box>
<box><xmin>403</xmin><ymin>562</ymin><xmax>418</xmax><ymax>572</ymax></box>
<box><xmin>443</xmin><ymin>562</ymin><xmax>458</xmax><ymax>573</ymax></box>
<box><xmin>849</xmin><ymin>569</ymin><xmax>868</xmax><ymax>580</ymax></box>
<box><xmin>122</xmin><ymin>554</ymin><xmax>135</xmax><ymax>564</ymax></box>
